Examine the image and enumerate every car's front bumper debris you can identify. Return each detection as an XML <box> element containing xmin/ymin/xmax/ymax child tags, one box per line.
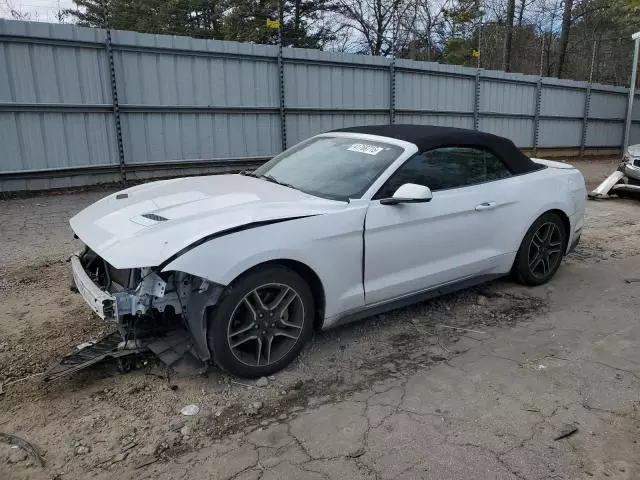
<box><xmin>49</xmin><ymin>247</ymin><xmax>219</xmax><ymax>380</ymax></box>
<box><xmin>42</xmin><ymin>332</ymin><xmax>148</xmax><ymax>381</ymax></box>
<box><xmin>71</xmin><ymin>255</ymin><xmax>117</xmax><ymax>320</ymax></box>
<box><xmin>43</xmin><ymin>329</ymin><xmax>206</xmax><ymax>381</ymax></box>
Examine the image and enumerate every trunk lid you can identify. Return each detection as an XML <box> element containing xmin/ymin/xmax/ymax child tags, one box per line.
<box><xmin>530</xmin><ymin>158</ymin><xmax>576</xmax><ymax>169</ymax></box>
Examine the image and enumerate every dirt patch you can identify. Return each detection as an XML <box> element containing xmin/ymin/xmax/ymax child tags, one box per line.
<box><xmin>0</xmin><ymin>261</ymin><xmax>112</xmax><ymax>386</ymax></box>
<box><xmin>566</xmin><ymin>199</ymin><xmax>640</xmax><ymax>265</ymax></box>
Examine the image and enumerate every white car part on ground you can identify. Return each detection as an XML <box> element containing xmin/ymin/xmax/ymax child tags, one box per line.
<box><xmin>589</xmin><ymin>145</ymin><xmax>640</xmax><ymax>199</ymax></box>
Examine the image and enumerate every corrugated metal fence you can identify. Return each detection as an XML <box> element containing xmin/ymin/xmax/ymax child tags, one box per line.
<box><xmin>1</xmin><ymin>19</ymin><xmax>639</xmax><ymax>192</ymax></box>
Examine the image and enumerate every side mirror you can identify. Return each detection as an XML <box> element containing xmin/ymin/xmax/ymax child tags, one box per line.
<box><xmin>380</xmin><ymin>183</ymin><xmax>433</xmax><ymax>205</ymax></box>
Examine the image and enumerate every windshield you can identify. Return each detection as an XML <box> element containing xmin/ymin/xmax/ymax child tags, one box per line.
<box><xmin>252</xmin><ymin>136</ymin><xmax>404</xmax><ymax>201</ymax></box>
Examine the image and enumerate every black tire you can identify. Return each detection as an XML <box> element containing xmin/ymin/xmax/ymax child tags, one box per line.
<box><xmin>512</xmin><ymin>212</ymin><xmax>567</xmax><ymax>286</ymax></box>
<box><xmin>207</xmin><ymin>265</ymin><xmax>314</xmax><ymax>378</ymax></box>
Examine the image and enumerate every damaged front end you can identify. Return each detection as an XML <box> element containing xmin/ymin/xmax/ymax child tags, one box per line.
<box><xmin>45</xmin><ymin>247</ymin><xmax>224</xmax><ymax>381</ymax></box>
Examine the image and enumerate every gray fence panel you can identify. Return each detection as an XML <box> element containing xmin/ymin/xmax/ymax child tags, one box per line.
<box><xmin>480</xmin><ymin>117</ymin><xmax>535</xmax><ymax>148</ymax></box>
<box><xmin>540</xmin><ymin>86</ymin><xmax>586</xmax><ymax>118</ymax></box>
<box><xmin>121</xmin><ymin>112</ymin><xmax>281</xmax><ymax>164</ymax></box>
<box><xmin>395</xmin><ymin>71</ymin><xmax>475</xmax><ymax>112</ymax></box>
<box><xmin>286</xmin><ymin>113</ymin><xmax>389</xmax><ymax>146</ymax></box>
<box><xmin>631</xmin><ymin>124</ymin><xmax>640</xmax><ymax>145</ymax></box>
<box><xmin>0</xmin><ymin>41</ymin><xmax>109</xmax><ymax>103</ymax></box>
<box><xmin>285</xmin><ymin>63</ymin><xmax>389</xmax><ymax>109</ymax></box>
<box><xmin>631</xmin><ymin>95</ymin><xmax>640</xmax><ymax>145</ymax></box>
<box><xmin>538</xmin><ymin>119</ymin><xmax>583</xmax><ymax>148</ymax></box>
<box><xmin>480</xmin><ymin>81</ymin><xmax>536</xmax><ymax>116</ymax></box>
<box><xmin>110</xmin><ymin>30</ymin><xmax>283</xmax><ymax>165</ymax></box>
<box><xmin>1</xmin><ymin>19</ymin><xmax>640</xmax><ymax>191</ymax></box>
<box><xmin>0</xmin><ymin>20</ymin><xmax>117</xmax><ymax>174</ymax></box>
<box><xmin>585</xmin><ymin>120</ymin><xmax>624</xmax><ymax>148</ymax></box>
<box><xmin>590</xmin><ymin>91</ymin><xmax>628</xmax><ymax>119</ymax></box>
<box><xmin>113</xmin><ymin>45</ymin><xmax>280</xmax><ymax>107</ymax></box>
<box><xmin>394</xmin><ymin>114</ymin><xmax>474</xmax><ymax>129</ymax></box>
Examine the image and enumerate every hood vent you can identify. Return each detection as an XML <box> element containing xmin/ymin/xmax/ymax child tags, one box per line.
<box><xmin>141</xmin><ymin>213</ymin><xmax>168</xmax><ymax>222</ymax></box>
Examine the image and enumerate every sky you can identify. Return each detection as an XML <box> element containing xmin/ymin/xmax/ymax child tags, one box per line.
<box><xmin>0</xmin><ymin>0</ymin><xmax>76</xmax><ymax>23</ymax></box>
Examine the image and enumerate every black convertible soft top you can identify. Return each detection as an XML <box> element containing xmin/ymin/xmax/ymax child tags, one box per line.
<box><xmin>331</xmin><ymin>124</ymin><xmax>543</xmax><ymax>175</ymax></box>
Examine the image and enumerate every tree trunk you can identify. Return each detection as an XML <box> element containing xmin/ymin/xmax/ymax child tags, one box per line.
<box><xmin>545</xmin><ymin>32</ymin><xmax>552</xmax><ymax>77</ymax></box>
<box><xmin>556</xmin><ymin>0</ymin><xmax>574</xmax><ymax>78</ymax></box>
<box><xmin>517</xmin><ymin>0</ymin><xmax>525</xmax><ymax>26</ymax></box>
<box><xmin>502</xmin><ymin>0</ymin><xmax>516</xmax><ymax>72</ymax></box>
<box><xmin>374</xmin><ymin>0</ymin><xmax>384</xmax><ymax>55</ymax></box>
<box><xmin>294</xmin><ymin>0</ymin><xmax>302</xmax><ymax>31</ymax></box>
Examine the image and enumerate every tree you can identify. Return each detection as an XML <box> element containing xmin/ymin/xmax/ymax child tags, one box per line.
<box><xmin>556</xmin><ymin>0</ymin><xmax>574</xmax><ymax>77</ymax></box>
<box><xmin>65</xmin><ymin>0</ymin><xmax>332</xmax><ymax>46</ymax></box>
<box><xmin>503</xmin><ymin>0</ymin><xmax>516</xmax><ymax>71</ymax></box>
<box><xmin>329</xmin><ymin>0</ymin><xmax>414</xmax><ymax>55</ymax></box>
<box><xmin>517</xmin><ymin>0</ymin><xmax>526</xmax><ymax>25</ymax></box>
<box><xmin>441</xmin><ymin>0</ymin><xmax>483</xmax><ymax>65</ymax></box>
<box><xmin>57</xmin><ymin>0</ymin><xmax>640</xmax><ymax>86</ymax></box>
<box><xmin>2</xmin><ymin>0</ymin><xmax>33</xmax><ymax>20</ymax></box>
<box><xmin>66</xmin><ymin>0</ymin><xmax>234</xmax><ymax>39</ymax></box>
<box><xmin>222</xmin><ymin>0</ymin><xmax>335</xmax><ymax>48</ymax></box>
<box><xmin>399</xmin><ymin>0</ymin><xmax>448</xmax><ymax>61</ymax></box>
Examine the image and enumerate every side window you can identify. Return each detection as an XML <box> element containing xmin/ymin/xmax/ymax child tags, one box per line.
<box><xmin>374</xmin><ymin>146</ymin><xmax>511</xmax><ymax>199</ymax></box>
<box><xmin>484</xmin><ymin>151</ymin><xmax>512</xmax><ymax>181</ymax></box>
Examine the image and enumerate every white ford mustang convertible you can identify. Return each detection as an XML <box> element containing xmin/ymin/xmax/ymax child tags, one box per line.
<box><xmin>69</xmin><ymin>125</ymin><xmax>586</xmax><ymax>377</ymax></box>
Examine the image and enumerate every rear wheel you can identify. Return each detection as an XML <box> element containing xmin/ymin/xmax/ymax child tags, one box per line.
<box><xmin>207</xmin><ymin>265</ymin><xmax>314</xmax><ymax>378</ymax></box>
<box><xmin>513</xmin><ymin>212</ymin><xmax>567</xmax><ymax>286</ymax></box>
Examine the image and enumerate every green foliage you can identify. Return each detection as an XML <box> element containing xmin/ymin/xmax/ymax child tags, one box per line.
<box><xmin>61</xmin><ymin>0</ymin><xmax>640</xmax><ymax>85</ymax></box>
<box><xmin>65</xmin><ymin>0</ymin><xmax>332</xmax><ymax>46</ymax></box>
<box><xmin>444</xmin><ymin>0</ymin><xmax>483</xmax><ymax>36</ymax></box>
<box><xmin>442</xmin><ymin>37</ymin><xmax>474</xmax><ymax>64</ymax></box>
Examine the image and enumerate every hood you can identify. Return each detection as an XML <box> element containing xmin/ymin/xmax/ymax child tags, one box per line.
<box><xmin>627</xmin><ymin>144</ymin><xmax>640</xmax><ymax>158</ymax></box>
<box><xmin>70</xmin><ymin>174</ymin><xmax>346</xmax><ymax>269</ymax></box>
<box><xmin>530</xmin><ymin>158</ymin><xmax>576</xmax><ymax>169</ymax></box>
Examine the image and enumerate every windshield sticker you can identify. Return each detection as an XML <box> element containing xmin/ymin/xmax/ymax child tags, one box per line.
<box><xmin>347</xmin><ymin>143</ymin><xmax>384</xmax><ymax>155</ymax></box>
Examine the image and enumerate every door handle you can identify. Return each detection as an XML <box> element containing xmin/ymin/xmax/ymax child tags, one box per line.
<box><xmin>475</xmin><ymin>201</ymin><xmax>498</xmax><ymax>211</ymax></box>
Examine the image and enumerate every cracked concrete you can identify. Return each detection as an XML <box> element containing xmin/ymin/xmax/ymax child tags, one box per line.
<box><xmin>110</xmin><ymin>253</ymin><xmax>638</xmax><ymax>480</ymax></box>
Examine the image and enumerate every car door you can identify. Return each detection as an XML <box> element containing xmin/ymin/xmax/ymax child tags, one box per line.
<box><xmin>363</xmin><ymin>146</ymin><xmax>520</xmax><ymax>305</ymax></box>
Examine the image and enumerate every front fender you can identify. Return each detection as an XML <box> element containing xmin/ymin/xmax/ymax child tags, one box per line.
<box><xmin>161</xmin><ymin>208</ymin><xmax>368</xmax><ymax>319</ymax></box>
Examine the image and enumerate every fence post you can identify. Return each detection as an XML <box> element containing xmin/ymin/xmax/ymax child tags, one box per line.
<box><xmin>277</xmin><ymin>47</ymin><xmax>286</xmax><ymax>151</ymax></box>
<box><xmin>277</xmin><ymin>3</ymin><xmax>287</xmax><ymax>151</ymax></box>
<box><xmin>580</xmin><ymin>84</ymin><xmax>592</xmax><ymax>157</ymax></box>
<box><xmin>532</xmin><ymin>78</ymin><xmax>543</xmax><ymax>155</ymax></box>
<box><xmin>473</xmin><ymin>70</ymin><xmax>481</xmax><ymax>130</ymax></box>
<box><xmin>102</xmin><ymin>3</ymin><xmax>126</xmax><ymax>185</ymax></box>
<box><xmin>389</xmin><ymin>58</ymin><xmax>396</xmax><ymax>124</ymax></box>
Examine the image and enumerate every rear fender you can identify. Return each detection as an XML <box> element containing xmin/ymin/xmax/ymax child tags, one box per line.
<box><xmin>517</xmin><ymin>201</ymin><xmax>573</xmax><ymax>253</ymax></box>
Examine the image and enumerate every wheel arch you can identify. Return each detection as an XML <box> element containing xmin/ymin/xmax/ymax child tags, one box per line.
<box><xmin>511</xmin><ymin>207</ymin><xmax>572</xmax><ymax>284</ymax></box>
<box><xmin>517</xmin><ymin>206</ymin><xmax>572</xmax><ymax>256</ymax></box>
<box><xmin>226</xmin><ymin>259</ymin><xmax>327</xmax><ymax>331</ymax></box>
<box><xmin>546</xmin><ymin>208</ymin><xmax>571</xmax><ymax>253</ymax></box>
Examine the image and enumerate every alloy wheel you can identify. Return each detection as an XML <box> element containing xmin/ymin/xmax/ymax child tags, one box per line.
<box><xmin>527</xmin><ymin>221</ymin><xmax>563</xmax><ymax>280</ymax></box>
<box><xmin>227</xmin><ymin>283</ymin><xmax>305</xmax><ymax>367</ymax></box>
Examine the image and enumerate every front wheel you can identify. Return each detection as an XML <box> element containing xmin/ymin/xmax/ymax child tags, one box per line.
<box><xmin>513</xmin><ymin>212</ymin><xmax>567</xmax><ymax>286</ymax></box>
<box><xmin>207</xmin><ymin>265</ymin><xmax>314</xmax><ymax>378</ymax></box>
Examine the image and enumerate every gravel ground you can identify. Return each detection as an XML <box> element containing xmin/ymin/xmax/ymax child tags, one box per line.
<box><xmin>0</xmin><ymin>158</ymin><xmax>639</xmax><ymax>480</ymax></box>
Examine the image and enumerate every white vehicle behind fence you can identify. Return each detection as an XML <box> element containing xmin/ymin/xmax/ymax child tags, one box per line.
<box><xmin>589</xmin><ymin>144</ymin><xmax>640</xmax><ymax>199</ymax></box>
